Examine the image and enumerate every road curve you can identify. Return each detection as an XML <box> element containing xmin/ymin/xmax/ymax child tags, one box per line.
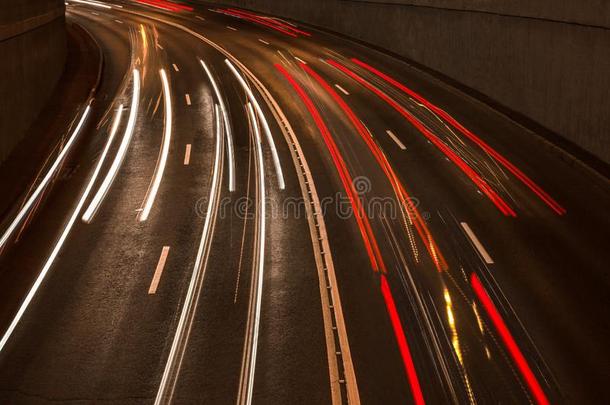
<box><xmin>0</xmin><ymin>1</ymin><xmax>608</xmax><ymax>404</ymax></box>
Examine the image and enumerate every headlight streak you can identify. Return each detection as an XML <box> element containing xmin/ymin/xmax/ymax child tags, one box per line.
<box><xmin>0</xmin><ymin>104</ymin><xmax>123</xmax><ymax>353</ymax></box>
<box><xmin>199</xmin><ymin>59</ymin><xmax>236</xmax><ymax>192</ymax></box>
<box><xmin>154</xmin><ymin>105</ymin><xmax>224</xmax><ymax>405</ymax></box>
<box><xmin>113</xmin><ymin>10</ymin><xmax>358</xmax><ymax>402</ymax></box>
<box><xmin>0</xmin><ymin>105</ymin><xmax>91</xmax><ymax>250</ymax></box>
<box><xmin>139</xmin><ymin>68</ymin><xmax>173</xmax><ymax>222</ymax></box>
<box><xmin>82</xmin><ymin>69</ymin><xmax>140</xmax><ymax>223</ymax></box>
<box><xmin>237</xmin><ymin>103</ymin><xmax>267</xmax><ymax>405</ymax></box>
<box><xmin>69</xmin><ymin>0</ymin><xmax>112</xmax><ymax>9</ymax></box>
<box><xmin>225</xmin><ymin>59</ymin><xmax>285</xmax><ymax>190</ymax></box>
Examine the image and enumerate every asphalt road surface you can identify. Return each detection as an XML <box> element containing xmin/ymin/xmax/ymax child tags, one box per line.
<box><xmin>0</xmin><ymin>1</ymin><xmax>608</xmax><ymax>404</ymax></box>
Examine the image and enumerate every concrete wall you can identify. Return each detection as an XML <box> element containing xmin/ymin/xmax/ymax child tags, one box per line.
<box><xmin>211</xmin><ymin>0</ymin><xmax>610</xmax><ymax>164</ymax></box>
<box><xmin>0</xmin><ymin>0</ymin><xmax>66</xmax><ymax>163</ymax></box>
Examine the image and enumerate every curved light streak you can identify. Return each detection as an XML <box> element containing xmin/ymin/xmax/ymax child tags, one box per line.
<box><xmin>140</xmin><ymin>68</ymin><xmax>172</xmax><ymax>221</ymax></box>
<box><xmin>0</xmin><ymin>105</ymin><xmax>122</xmax><ymax>353</ymax></box>
<box><xmin>0</xmin><ymin>104</ymin><xmax>91</xmax><ymax>249</ymax></box>
<box><xmin>82</xmin><ymin>69</ymin><xmax>140</xmax><ymax>223</ymax></box>
<box><xmin>240</xmin><ymin>102</ymin><xmax>267</xmax><ymax>405</ymax></box>
<box><xmin>199</xmin><ymin>59</ymin><xmax>235</xmax><ymax>192</ymax></box>
<box><xmin>154</xmin><ymin>105</ymin><xmax>224</xmax><ymax>404</ymax></box>
<box><xmin>225</xmin><ymin>59</ymin><xmax>285</xmax><ymax>190</ymax></box>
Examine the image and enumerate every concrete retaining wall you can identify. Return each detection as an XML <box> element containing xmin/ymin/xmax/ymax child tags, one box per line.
<box><xmin>0</xmin><ymin>0</ymin><xmax>67</xmax><ymax>163</ymax></box>
<box><xmin>210</xmin><ymin>0</ymin><xmax>610</xmax><ymax>164</ymax></box>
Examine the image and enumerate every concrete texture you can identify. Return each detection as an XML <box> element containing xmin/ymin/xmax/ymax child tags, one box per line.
<box><xmin>0</xmin><ymin>0</ymin><xmax>66</xmax><ymax>163</ymax></box>
<box><xmin>210</xmin><ymin>0</ymin><xmax>610</xmax><ymax>164</ymax></box>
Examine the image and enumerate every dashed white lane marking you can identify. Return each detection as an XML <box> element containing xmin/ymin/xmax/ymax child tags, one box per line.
<box><xmin>195</xmin><ymin>15</ymin><xmax>205</xmax><ymax>21</ymax></box>
<box><xmin>184</xmin><ymin>144</ymin><xmax>191</xmax><ymax>165</ymax></box>
<box><xmin>115</xmin><ymin>19</ymin><xmax>123</xmax><ymax>24</ymax></box>
<box><xmin>157</xmin><ymin>43</ymin><xmax>164</xmax><ymax>50</ymax></box>
<box><xmin>258</xmin><ymin>39</ymin><xmax>270</xmax><ymax>45</ymax></box>
<box><xmin>91</xmin><ymin>11</ymin><xmax>99</xmax><ymax>15</ymax></box>
<box><xmin>334</xmin><ymin>84</ymin><xmax>349</xmax><ymax>95</ymax></box>
<box><xmin>385</xmin><ymin>129</ymin><xmax>406</xmax><ymax>150</ymax></box>
<box><xmin>294</xmin><ymin>56</ymin><xmax>307</xmax><ymax>64</ymax></box>
<box><xmin>460</xmin><ymin>222</ymin><xmax>494</xmax><ymax>264</ymax></box>
<box><xmin>185</xmin><ymin>93</ymin><xmax>191</xmax><ymax>105</ymax></box>
<box><xmin>227</xmin><ymin>26</ymin><xmax>237</xmax><ymax>31</ymax></box>
<box><xmin>149</xmin><ymin>246</ymin><xmax>170</xmax><ymax>294</ymax></box>
<box><xmin>172</xmin><ymin>63</ymin><xmax>179</xmax><ymax>72</ymax></box>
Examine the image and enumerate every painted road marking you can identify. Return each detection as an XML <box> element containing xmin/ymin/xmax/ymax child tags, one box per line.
<box><xmin>227</xmin><ymin>26</ymin><xmax>237</xmax><ymax>31</ymax></box>
<box><xmin>172</xmin><ymin>63</ymin><xmax>179</xmax><ymax>72</ymax></box>
<box><xmin>258</xmin><ymin>39</ymin><xmax>270</xmax><ymax>45</ymax></box>
<box><xmin>195</xmin><ymin>15</ymin><xmax>205</xmax><ymax>21</ymax></box>
<box><xmin>461</xmin><ymin>222</ymin><xmax>494</xmax><ymax>264</ymax></box>
<box><xmin>149</xmin><ymin>246</ymin><xmax>170</xmax><ymax>294</ymax></box>
<box><xmin>386</xmin><ymin>130</ymin><xmax>406</xmax><ymax>150</ymax></box>
<box><xmin>184</xmin><ymin>144</ymin><xmax>191</xmax><ymax>165</ymax></box>
<box><xmin>185</xmin><ymin>93</ymin><xmax>191</xmax><ymax>105</ymax></box>
<box><xmin>294</xmin><ymin>56</ymin><xmax>307</xmax><ymax>64</ymax></box>
<box><xmin>334</xmin><ymin>84</ymin><xmax>349</xmax><ymax>95</ymax></box>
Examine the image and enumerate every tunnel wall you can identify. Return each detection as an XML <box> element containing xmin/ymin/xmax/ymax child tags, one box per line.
<box><xmin>212</xmin><ymin>0</ymin><xmax>610</xmax><ymax>164</ymax></box>
<box><xmin>0</xmin><ymin>0</ymin><xmax>66</xmax><ymax>163</ymax></box>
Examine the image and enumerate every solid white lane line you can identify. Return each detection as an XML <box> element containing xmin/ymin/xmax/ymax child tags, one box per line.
<box><xmin>334</xmin><ymin>84</ymin><xmax>349</xmax><ymax>95</ymax></box>
<box><xmin>200</xmin><ymin>59</ymin><xmax>235</xmax><ymax>192</ymax></box>
<box><xmin>140</xmin><ymin>69</ymin><xmax>173</xmax><ymax>222</ymax></box>
<box><xmin>148</xmin><ymin>246</ymin><xmax>170</xmax><ymax>294</ymax></box>
<box><xmin>185</xmin><ymin>93</ymin><xmax>191</xmax><ymax>105</ymax></box>
<box><xmin>227</xmin><ymin>26</ymin><xmax>237</xmax><ymax>31</ymax></box>
<box><xmin>184</xmin><ymin>144</ymin><xmax>191</xmax><ymax>165</ymax></box>
<box><xmin>82</xmin><ymin>69</ymin><xmax>140</xmax><ymax>223</ymax></box>
<box><xmin>294</xmin><ymin>56</ymin><xmax>307</xmax><ymax>65</ymax></box>
<box><xmin>386</xmin><ymin>129</ymin><xmax>406</xmax><ymax>150</ymax></box>
<box><xmin>460</xmin><ymin>222</ymin><xmax>494</xmax><ymax>264</ymax></box>
<box><xmin>225</xmin><ymin>59</ymin><xmax>285</xmax><ymax>190</ymax></box>
<box><xmin>155</xmin><ymin>105</ymin><xmax>224</xmax><ymax>405</ymax></box>
<box><xmin>258</xmin><ymin>39</ymin><xmax>269</xmax><ymax>45</ymax></box>
<box><xmin>0</xmin><ymin>104</ymin><xmax>122</xmax><ymax>353</ymax></box>
<box><xmin>0</xmin><ymin>105</ymin><xmax>91</xmax><ymax>249</ymax></box>
<box><xmin>172</xmin><ymin>63</ymin><xmax>179</xmax><ymax>72</ymax></box>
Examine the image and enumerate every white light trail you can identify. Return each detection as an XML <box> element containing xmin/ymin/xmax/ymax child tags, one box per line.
<box><xmin>200</xmin><ymin>59</ymin><xmax>235</xmax><ymax>192</ymax></box>
<box><xmin>154</xmin><ymin>105</ymin><xmax>224</xmax><ymax>405</ymax></box>
<box><xmin>225</xmin><ymin>59</ymin><xmax>285</xmax><ymax>190</ymax></box>
<box><xmin>0</xmin><ymin>105</ymin><xmax>91</xmax><ymax>249</ymax></box>
<box><xmin>82</xmin><ymin>69</ymin><xmax>140</xmax><ymax>223</ymax></box>
<box><xmin>240</xmin><ymin>102</ymin><xmax>267</xmax><ymax>405</ymax></box>
<box><xmin>139</xmin><ymin>69</ymin><xmax>173</xmax><ymax>222</ymax></box>
<box><xmin>70</xmin><ymin>0</ymin><xmax>112</xmax><ymax>9</ymax></box>
<box><xmin>0</xmin><ymin>105</ymin><xmax>123</xmax><ymax>353</ymax></box>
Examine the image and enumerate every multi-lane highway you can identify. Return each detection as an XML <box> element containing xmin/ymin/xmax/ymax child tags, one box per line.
<box><xmin>0</xmin><ymin>1</ymin><xmax>608</xmax><ymax>403</ymax></box>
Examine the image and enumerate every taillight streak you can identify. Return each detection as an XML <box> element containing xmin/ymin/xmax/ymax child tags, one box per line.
<box><xmin>327</xmin><ymin>59</ymin><xmax>517</xmax><ymax>217</ymax></box>
<box><xmin>351</xmin><ymin>58</ymin><xmax>565</xmax><ymax>215</ymax></box>
<box><xmin>471</xmin><ymin>273</ymin><xmax>550</xmax><ymax>405</ymax></box>
<box><xmin>300</xmin><ymin>62</ymin><xmax>447</xmax><ymax>271</ymax></box>
<box><xmin>275</xmin><ymin>63</ymin><xmax>385</xmax><ymax>273</ymax></box>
